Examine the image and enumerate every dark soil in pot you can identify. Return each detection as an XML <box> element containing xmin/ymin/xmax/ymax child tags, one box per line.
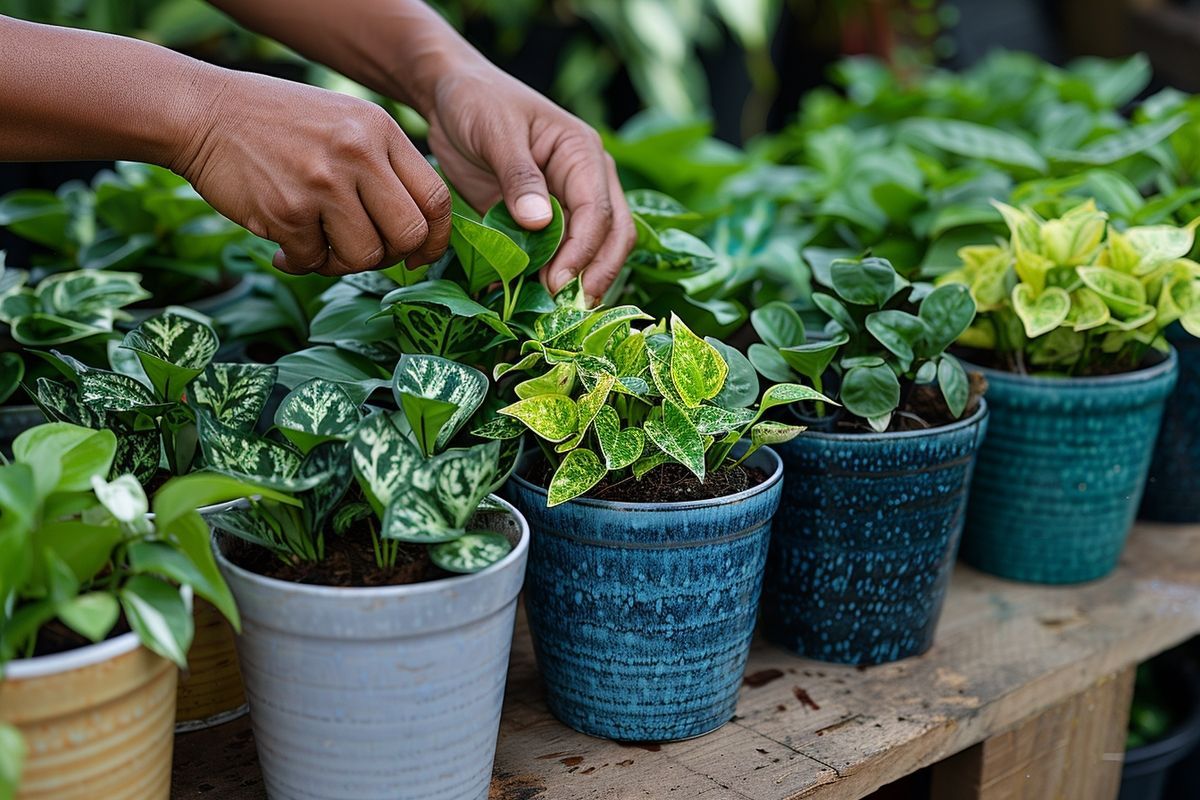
<box><xmin>527</xmin><ymin>459</ymin><xmax>766</xmax><ymax>503</ymax></box>
<box><xmin>222</xmin><ymin>530</ymin><xmax>451</xmax><ymax>588</ymax></box>
<box><xmin>30</xmin><ymin>618</ymin><xmax>131</xmax><ymax>658</ymax></box>
<box><xmin>790</xmin><ymin>370</ymin><xmax>987</xmax><ymax>435</ymax></box>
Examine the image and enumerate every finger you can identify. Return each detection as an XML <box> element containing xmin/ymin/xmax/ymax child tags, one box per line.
<box><xmin>319</xmin><ymin>201</ymin><xmax>386</xmax><ymax>277</ymax></box>
<box><xmin>271</xmin><ymin>221</ymin><xmax>330</xmax><ymax>276</ymax></box>
<box><xmin>542</xmin><ymin>133</ymin><xmax>613</xmax><ymax>294</ymax></box>
<box><xmin>387</xmin><ymin>138</ymin><xmax>453</xmax><ymax>268</ymax></box>
<box><xmin>482</xmin><ymin>134</ymin><xmax>553</xmax><ymax>231</ymax></box>
<box><xmin>357</xmin><ymin>173</ymin><xmax>430</xmax><ymax>267</ymax></box>
<box><xmin>579</xmin><ymin>161</ymin><xmax>635</xmax><ymax>302</ymax></box>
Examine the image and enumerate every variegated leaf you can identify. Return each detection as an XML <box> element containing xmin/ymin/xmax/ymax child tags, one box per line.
<box><xmin>349</xmin><ymin>412</ymin><xmax>428</xmax><ymax>514</ymax></box>
<box><xmin>332</xmin><ymin>501</ymin><xmax>373</xmax><ymax>536</ymax></box>
<box><xmin>189</xmin><ymin>363</ymin><xmax>276</xmax><ymax>432</ymax></box>
<box><xmin>556</xmin><ymin>374</ymin><xmax>614</xmax><ymax>451</ymax></box>
<box><xmin>515</xmin><ymin>362</ymin><xmax>576</xmax><ymax>399</ymax></box>
<box><xmin>535</xmin><ymin>305</ymin><xmax>592</xmax><ymax>348</ymax></box>
<box><xmin>500</xmin><ymin>394</ymin><xmax>578</xmax><ymax>442</ymax></box>
<box><xmin>471</xmin><ymin>415</ymin><xmax>527</xmax><ymax>440</ymax></box>
<box><xmin>430</xmin><ymin>532</ymin><xmax>512</xmax><ymax>574</ymax></box>
<box><xmin>274</xmin><ymin>378</ymin><xmax>362</xmax><ymax>454</ymax></box>
<box><xmin>298</xmin><ymin>440</ymin><xmax>354</xmax><ymax>533</ymax></box>
<box><xmin>645</xmin><ymin>333</ymin><xmax>684</xmax><ymax>404</ymax></box>
<box><xmin>547</xmin><ymin>448</ymin><xmax>607</xmax><ymax>507</ymax></box>
<box><xmin>685</xmin><ymin>405</ymin><xmax>758</xmax><ymax>436</ymax></box>
<box><xmin>669</xmin><ymin>313</ymin><xmax>727</xmax><ymax>407</ymax></box>
<box><xmin>34</xmin><ymin>377</ymin><xmax>105</xmax><ymax>427</ymax></box>
<box><xmin>207</xmin><ymin>504</ymin><xmax>288</xmax><ymax>555</ymax></box>
<box><xmin>196</xmin><ymin>412</ymin><xmax>312</xmax><ymax>492</ymax></box>
<box><xmin>431</xmin><ymin>441</ymin><xmax>499</xmax><ymax>528</ymax></box>
<box><xmin>392</xmin><ymin>354</ymin><xmax>488</xmax><ymax>452</ymax></box>
<box><xmin>751</xmin><ymin>421</ymin><xmax>806</xmax><ymax>447</ymax></box>
<box><xmin>632</xmin><ymin>449</ymin><xmax>673</xmax><ymax>479</ymax></box>
<box><xmin>760</xmin><ymin>383</ymin><xmax>837</xmax><ymax>413</ymax></box>
<box><xmin>113</xmin><ymin>425</ymin><xmax>161</xmax><ymax>484</ymax></box>
<box><xmin>381</xmin><ymin>489</ymin><xmax>462</xmax><ymax>543</ymax></box>
<box><xmin>79</xmin><ymin>370</ymin><xmax>169</xmax><ymax>414</ymax></box>
<box><xmin>121</xmin><ymin>312</ymin><xmax>218</xmax><ymax>400</ymax></box>
<box><xmin>494</xmin><ymin>350</ymin><xmax>542</xmax><ymax>380</ymax></box>
<box><xmin>582</xmin><ymin>306</ymin><xmax>653</xmax><ymax>354</ymax></box>
<box><xmin>644</xmin><ymin>399</ymin><xmax>707</xmax><ymax>480</ymax></box>
<box><xmin>593</xmin><ymin>405</ymin><xmax>645</xmax><ymax>470</ymax></box>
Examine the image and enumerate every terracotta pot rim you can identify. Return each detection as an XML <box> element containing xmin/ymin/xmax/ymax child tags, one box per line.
<box><xmin>4</xmin><ymin>630</ymin><xmax>141</xmax><ymax>680</ymax></box>
<box><xmin>511</xmin><ymin>444</ymin><xmax>783</xmax><ymax>512</ymax></box>
<box><xmin>788</xmin><ymin>398</ymin><xmax>989</xmax><ymax>443</ymax></box>
<box><xmin>961</xmin><ymin>346</ymin><xmax>1178</xmax><ymax>388</ymax></box>
<box><xmin>212</xmin><ymin>493</ymin><xmax>529</xmax><ymax>598</ymax></box>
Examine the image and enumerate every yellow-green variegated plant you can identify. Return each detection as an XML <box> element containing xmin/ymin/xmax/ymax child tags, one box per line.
<box><xmin>938</xmin><ymin>200</ymin><xmax>1200</xmax><ymax>374</ymax></box>
<box><xmin>474</xmin><ymin>280</ymin><xmax>831</xmax><ymax>506</ymax></box>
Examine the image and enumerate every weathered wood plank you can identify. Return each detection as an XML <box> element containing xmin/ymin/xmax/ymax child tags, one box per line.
<box><xmin>172</xmin><ymin>522</ymin><xmax>1200</xmax><ymax>800</ymax></box>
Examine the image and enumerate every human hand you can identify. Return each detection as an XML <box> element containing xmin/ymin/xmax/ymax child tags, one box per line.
<box><xmin>423</xmin><ymin>66</ymin><xmax>635</xmax><ymax>303</ymax></box>
<box><xmin>172</xmin><ymin>70</ymin><xmax>451</xmax><ymax>276</ymax></box>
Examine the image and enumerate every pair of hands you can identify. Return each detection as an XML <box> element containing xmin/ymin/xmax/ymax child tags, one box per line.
<box><xmin>173</xmin><ymin>64</ymin><xmax>634</xmax><ymax>301</ymax></box>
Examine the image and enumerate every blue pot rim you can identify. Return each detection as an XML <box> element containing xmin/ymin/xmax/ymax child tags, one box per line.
<box><xmin>511</xmin><ymin>445</ymin><xmax>783</xmax><ymax>513</ymax></box>
<box><xmin>962</xmin><ymin>346</ymin><xmax>1178</xmax><ymax>389</ymax></box>
<box><xmin>212</xmin><ymin>493</ymin><xmax>529</xmax><ymax>599</ymax></box>
<box><xmin>786</xmin><ymin>397</ymin><xmax>988</xmax><ymax>443</ymax></box>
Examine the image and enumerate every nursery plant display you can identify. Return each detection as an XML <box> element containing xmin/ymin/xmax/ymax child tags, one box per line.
<box><xmin>0</xmin><ymin>421</ymin><xmax>259</xmax><ymax>799</ymax></box>
<box><xmin>204</xmin><ymin>365</ymin><xmax>528</xmax><ymax>800</ymax></box>
<box><xmin>495</xmin><ymin>284</ymin><xmax>823</xmax><ymax>741</ymax></box>
<box><xmin>939</xmin><ymin>200</ymin><xmax>1190</xmax><ymax>583</ymax></box>
<box><xmin>748</xmin><ymin>256</ymin><xmax>987</xmax><ymax>665</ymax></box>
<box><xmin>0</xmin><ymin>261</ymin><xmax>149</xmax><ymax>445</ymax></box>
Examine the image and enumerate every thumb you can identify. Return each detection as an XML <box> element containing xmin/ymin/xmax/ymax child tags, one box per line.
<box><xmin>487</xmin><ymin>142</ymin><xmax>553</xmax><ymax>230</ymax></box>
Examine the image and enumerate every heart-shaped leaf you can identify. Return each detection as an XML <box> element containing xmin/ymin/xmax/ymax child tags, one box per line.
<box><xmin>937</xmin><ymin>355</ymin><xmax>969</xmax><ymax>418</ymax></box>
<box><xmin>918</xmin><ymin>283</ymin><xmax>977</xmax><ymax>354</ymax></box>
<box><xmin>382</xmin><ymin>489</ymin><xmax>462</xmax><ymax>542</ymax></box>
<box><xmin>841</xmin><ymin>364</ymin><xmax>901</xmax><ymax>421</ymax></box>
<box><xmin>760</xmin><ymin>383</ymin><xmax>835</xmax><ymax>413</ymax></box>
<box><xmin>1065</xmin><ymin>287</ymin><xmax>1111</xmax><ymax>331</ymax></box>
<box><xmin>121</xmin><ymin>312</ymin><xmax>218</xmax><ymax>401</ymax></box>
<box><xmin>275</xmin><ymin>379</ymin><xmax>362</xmax><ymax>455</ymax></box>
<box><xmin>670</xmin><ymin>313</ymin><xmax>727</xmax><ymax>407</ymax></box>
<box><xmin>593</xmin><ymin>406</ymin><xmax>645</xmax><ymax>470</ymax></box>
<box><xmin>778</xmin><ymin>335</ymin><xmax>849</xmax><ymax>383</ymax></box>
<box><xmin>393</xmin><ymin>354</ymin><xmax>488</xmax><ymax>452</ymax></box>
<box><xmin>750</xmin><ymin>301</ymin><xmax>806</xmax><ymax>349</ymax></box>
<box><xmin>830</xmin><ymin>258</ymin><xmax>899</xmax><ymax>307</ymax></box>
<box><xmin>644</xmin><ymin>400</ymin><xmax>706</xmax><ymax>480</ymax></box>
<box><xmin>190</xmin><ymin>363</ymin><xmax>277</xmax><ymax>432</ymax></box>
<box><xmin>500</xmin><ymin>394</ymin><xmax>578</xmax><ymax>442</ymax></box>
<box><xmin>430</xmin><ymin>531</ymin><xmax>513</xmax><ymax>574</ymax></box>
<box><xmin>450</xmin><ymin>213</ymin><xmax>530</xmax><ymax>292</ymax></box>
<box><xmin>482</xmin><ymin>196</ymin><xmax>565</xmax><ymax>271</ymax></box>
<box><xmin>1012</xmin><ymin>284</ymin><xmax>1071</xmax><ymax>338</ymax></box>
<box><xmin>547</xmin><ymin>447</ymin><xmax>607</xmax><ymax>506</ymax></box>
<box><xmin>1076</xmin><ymin>266</ymin><xmax>1148</xmax><ymax>318</ymax></box>
<box><xmin>350</xmin><ymin>412</ymin><xmax>427</xmax><ymax>514</ymax></box>
<box><xmin>430</xmin><ymin>442</ymin><xmax>499</xmax><ymax>528</ymax></box>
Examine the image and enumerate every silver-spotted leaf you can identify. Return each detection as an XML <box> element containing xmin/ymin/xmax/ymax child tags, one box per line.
<box><xmin>392</xmin><ymin>354</ymin><xmax>488</xmax><ymax>452</ymax></box>
<box><xmin>500</xmin><ymin>394</ymin><xmax>578</xmax><ymax>442</ymax></box>
<box><xmin>196</xmin><ymin>412</ymin><xmax>311</xmax><ymax>492</ymax></box>
<box><xmin>120</xmin><ymin>312</ymin><xmax>218</xmax><ymax>400</ymax></box>
<box><xmin>429</xmin><ymin>531</ymin><xmax>512</xmax><ymax>574</ymax></box>
<box><xmin>471</xmin><ymin>415</ymin><xmax>527</xmax><ymax>440</ymax></box>
<box><xmin>349</xmin><ymin>412</ymin><xmax>428</xmax><ymax>514</ymax></box>
<box><xmin>382</xmin><ymin>488</ymin><xmax>461</xmax><ymax>543</ymax></box>
<box><xmin>547</xmin><ymin>447</ymin><xmax>607</xmax><ymax>506</ymax></box>
<box><xmin>593</xmin><ymin>405</ymin><xmax>645</xmax><ymax>470</ymax></box>
<box><xmin>430</xmin><ymin>442</ymin><xmax>500</xmax><ymax>529</ymax></box>
<box><xmin>644</xmin><ymin>399</ymin><xmax>706</xmax><ymax>480</ymax></box>
<box><xmin>669</xmin><ymin>313</ymin><xmax>726</xmax><ymax>407</ymax></box>
<box><xmin>190</xmin><ymin>363</ymin><xmax>277</xmax><ymax>432</ymax></box>
<box><xmin>685</xmin><ymin>405</ymin><xmax>758</xmax><ymax>435</ymax></box>
<box><xmin>760</xmin><ymin>383</ymin><xmax>836</xmax><ymax>412</ymax></box>
<box><xmin>274</xmin><ymin>378</ymin><xmax>363</xmax><ymax>454</ymax></box>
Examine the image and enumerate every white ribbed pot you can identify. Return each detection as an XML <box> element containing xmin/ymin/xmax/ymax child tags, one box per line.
<box><xmin>213</xmin><ymin>496</ymin><xmax>529</xmax><ymax>800</ymax></box>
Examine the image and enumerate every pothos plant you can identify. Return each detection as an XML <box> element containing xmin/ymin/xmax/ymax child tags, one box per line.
<box><xmin>0</xmin><ymin>264</ymin><xmax>150</xmax><ymax>407</ymax></box>
<box><xmin>29</xmin><ymin>310</ymin><xmax>277</xmax><ymax>482</ymax></box>
<box><xmin>749</xmin><ymin>257</ymin><xmax>977</xmax><ymax>432</ymax></box>
<box><xmin>938</xmin><ymin>200</ymin><xmax>1200</xmax><ymax>375</ymax></box>
<box><xmin>0</xmin><ymin>422</ymin><xmax>272</xmax><ymax>797</ymax></box>
<box><xmin>475</xmin><ymin>280</ymin><xmax>829</xmax><ymax>506</ymax></box>
<box><xmin>204</xmin><ymin>355</ymin><xmax>515</xmax><ymax>575</ymax></box>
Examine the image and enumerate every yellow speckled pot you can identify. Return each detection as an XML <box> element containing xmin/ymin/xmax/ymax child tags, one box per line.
<box><xmin>0</xmin><ymin>632</ymin><xmax>177</xmax><ymax>800</ymax></box>
<box><xmin>174</xmin><ymin>597</ymin><xmax>247</xmax><ymax>730</ymax></box>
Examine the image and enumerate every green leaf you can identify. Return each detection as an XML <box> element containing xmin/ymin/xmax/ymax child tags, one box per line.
<box><xmin>593</xmin><ymin>406</ymin><xmax>645</xmax><ymax>470</ymax></box>
<box><xmin>151</xmin><ymin>472</ymin><xmax>292</xmax><ymax>528</ymax></box>
<box><xmin>196</xmin><ymin>413</ymin><xmax>310</xmax><ymax>492</ymax></box>
<box><xmin>813</xmin><ymin>292</ymin><xmax>859</xmax><ymax>333</ymax></box>
<box><xmin>0</xmin><ymin>352</ymin><xmax>23</xmax><ymax>405</ymax></box>
<box><xmin>0</xmin><ymin>723</ymin><xmax>27</xmax><ymax>800</ymax></box>
<box><xmin>706</xmin><ymin>337</ymin><xmax>760</xmax><ymax>409</ymax></box>
<box><xmin>188</xmin><ymin>363</ymin><xmax>276</xmax><ymax>432</ymax></box>
<box><xmin>1076</xmin><ymin>266</ymin><xmax>1148</xmax><ymax>317</ymax></box>
<box><xmin>515</xmin><ymin>362</ymin><xmax>576</xmax><ymax>399</ymax></box>
<box><xmin>152</xmin><ymin>507</ymin><xmax>239</xmax><ymax>628</ymax></box>
<box><xmin>918</xmin><ymin>283</ymin><xmax>977</xmax><ymax>354</ymax></box>
<box><xmin>350</xmin><ymin>411</ymin><xmax>428</xmax><ymax>513</ymax></box>
<box><xmin>866</xmin><ymin>310</ymin><xmax>926</xmax><ymax>368</ymax></box>
<box><xmin>547</xmin><ymin>448</ymin><xmax>607</xmax><ymax>506</ymax></box>
<box><xmin>1048</xmin><ymin>116</ymin><xmax>1186</xmax><ymax>166</ymax></box>
<box><xmin>748</xmin><ymin>343</ymin><xmax>794</xmax><ymax>383</ymax></box>
<box><xmin>830</xmin><ymin>258</ymin><xmax>899</xmax><ymax>307</ymax></box>
<box><xmin>392</xmin><ymin>354</ymin><xmax>489</xmax><ymax>452</ymax></box>
<box><xmin>938</xmin><ymin>355</ymin><xmax>970</xmax><ymax>418</ymax></box>
<box><xmin>841</xmin><ymin>365</ymin><xmax>901</xmax><ymax>420</ymax></box>
<box><xmin>471</xmin><ymin>415</ymin><xmax>528</xmax><ymax>440</ymax></box>
<box><xmin>121</xmin><ymin>313</ymin><xmax>218</xmax><ymax>401</ymax></box>
<box><xmin>482</xmin><ymin>196</ymin><xmax>565</xmax><ymax>271</ymax></box>
<box><xmin>274</xmin><ymin>379</ymin><xmax>362</xmax><ymax>454</ymax></box>
<box><xmin>429</xmin><ymin>531</ymin><xmax>512</xmax><ymax>574</ymax></box>
<box><xmin>669</xmin><ymin>313</ymin><xmax>727</xmax><ymax>407</ymax></box>
<box><xmin>760</xmin><ymin>383</ymin><xmax>835</xmax><ymax>413</ymax></box>
<box><xmin>274</xmin><ymin>346</ymin><xmax>388</xmax><ymax>404</ymax></box>
<box><xmin>32</xmin><ymin>520</ymin><xmax>121</xmax><ymax>587</ymax></box>
<box><xmin>779</xmin><ymin>336</ymin><xmax>848</xmax><ymax>382</ymax></box>
<box><xmin>450</xmin><ymin>213</ymin><xmax>530</xmax><ymax>292</ymax></box>
<box><xmin>13</xmin><ymin>423</ymin><xmax>116</xmax><ymax>495</ymax></box>
<box><xmin>0</xmin><ymin>189</ymin><xmax>69</xmax><ymax>249</ymax></box>
<box><xmin>750</xmin><ymin>301</ymin><xmax>806</xmax><ymax>349</ymax></box>
<box><xmin>119</xmin><ymin>575</ymin><xmax>193</xmax><ymax>668</ymax></box>
<box><xmin>625</xmin><ymin>190</ymin><xmax>703</xmax><ymax>227</ymax></box>
<box><xmin>382</xmin><ymin>489</ymin><xmax>462</xmax><ymax>543</ymax></box>
<box><xmin>750</xmin><ymin>421</ymin><xmax>806</xmax><ymax>448</ymax></box>
<box><xmin>1066</xmin><ymin>287</ymin><xmax>1111</xmax><ymax>331</ymax></box>
<box><xmin>644</xmin><ymin>400</ymin><xmax>706</xmax><ymax>480</ymax></box>
<box><xmin>902</xmin><ymin>117</ymin><xmax>1047</xmax><ymax>172</ymax></box>
<box><xmin>1012</xmin><ymin>284</ymin><xmax>1071</xmax><ymax>338</ymax></box>
<box><xmin>500</xmin><ymin>394</ymin><xmax>578</xmax><ymax>442</ymax></box>
<box><xmin>91</xmin><ymin>474</ymin><xmax>148</xmax><ymax>523</ymax></box>
<box><xmin>430</xmin><ymin>442</ymin><xmax>499</xmax><ymax>528</ymax></box>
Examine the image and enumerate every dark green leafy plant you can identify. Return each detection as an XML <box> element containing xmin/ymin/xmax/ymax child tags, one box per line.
<box><xmin>31</xmin><ymin>310</ymin><xmax>277</xmax><ymax>481</ymax></box>
<box><xmin>479</xmin><ymin>281</ymin><xmax>827</xmax><ymax>505</ymax></box>
<box><xmin>938</xmin><ymin>200</ymin><xmax>1200</xmax><ymax>375</ymax></box>
<box><xmin>750</xmin><ymin>257</ymin><xmax>975</xmax><ymax>432</ymax></box>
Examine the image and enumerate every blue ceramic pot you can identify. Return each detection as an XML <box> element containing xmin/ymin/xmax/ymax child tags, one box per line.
<box><xmin>961</xmin><ymin>351</ymin><xmax>1178</xmax><ymax>584</ymax></box>
<box><xmin>1142</xmin><ymin>328</ymin><xmax>1200</xmax><ymax>522</ymax></box>
<box><xmin>762</xmin><ymin>402</ymin><xmax>988</xmax><ymax>666</ymax></box>
<box><xmin>507</xmin><ymin>447</ymin><xmax>782</xmax><ymax>742</ymax></box>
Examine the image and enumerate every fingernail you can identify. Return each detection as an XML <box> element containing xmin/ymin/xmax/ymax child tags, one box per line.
<box><xmin>584</xmin><ymin>293</ymin><xmax>599</xmax><ymax>308</ymax></box>
<box><xmin>515</xmin><ymin>194</ymin><xmax>552</xmax><ymax>224</ymax></box>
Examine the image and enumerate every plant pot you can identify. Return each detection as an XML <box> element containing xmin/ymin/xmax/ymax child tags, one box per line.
<box><xmin>507</xmin><ymin>447</ymin><xmax>783</xmax><ymax>742</ymax></box>
<box><xmin>123</xmin><ymin>273</ymin><xmax>254</xmax><ymax>327</ymax></box>
<box><xmin>961</xmin><ymin>351</ymin><xmax>1178</xmax><ymax>584</ymax></box>
<box><xmin>0</xmin><ymin>632</ymin><xmax>178</xmax><ymax>799</ymax></box>
<box><xmin>1141</xmin><ymin>326</ymin><xmax>1200</xmax><ymax>522</ymax></box>
<box><xmin>761</xmin><ymin>401</ymin><xmax>988</xmax><ymax>665</ymax></box>
<box><xmin>1119</xmin><ymin>659</ymin><xmax>1200</xmax><ymax>800</ymax></box>
<box><xmin>173</xmin><ymin>596</ymin><xmax>247</xmax><ymax>732</ymax></box>
<box><xmin>213</xmin><ymin>496</ymin><xmax>529</xmax><ymax>800</ymax></box>
<box><xmin>0</xmin><ymin>404</ymin><xmax>45</xmax><ymax>452</ymax></box>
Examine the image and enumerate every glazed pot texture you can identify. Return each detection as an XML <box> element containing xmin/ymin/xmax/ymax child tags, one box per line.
<box><xmin>763</xmin><ymin>401</ymin><xmax>988</xmax><ymax>665</ymax></box>
<box><xmin>213</xmin><ymin>497</ymin><xmax>529</xmax><ymax>800</ymax></box>
<box><xmin>961</xmin><ymin>351</ymin><xmax>1178</xmax><ymax>584</ymax></box>
<box><xmin>508</xmin><ymin>447</ymin><xmax>783</xmax><ymax>742</ymax></box>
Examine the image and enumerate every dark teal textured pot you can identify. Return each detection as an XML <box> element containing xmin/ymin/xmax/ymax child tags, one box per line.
<box><xmin>961</xmin><ymin>351</ymin><xmax>1178</xmax><ymax>584</ymax></box>
<box><xmin>1142</xmin><ymin>327</ymin><xmax>1200</xmax><ymax>522</ymax></box>
<box><xmin>507</xmin><ymin>447</ymin><xmax>782</xmax><ymax>742</ymax></box>
<box><xmin>762</xmin><ymin>402</ymin><xmax>988</xmax><ymax>666</ymax></box>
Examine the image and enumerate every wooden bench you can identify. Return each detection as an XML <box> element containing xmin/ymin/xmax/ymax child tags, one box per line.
<box><xmin>171</xmin><ymin>521</ymin><xmax>1200</xmax><ymax>799</ymax></box>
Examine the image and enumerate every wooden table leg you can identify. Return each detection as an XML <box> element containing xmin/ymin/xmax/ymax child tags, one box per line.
<box><xmin>930</xmin><ymin>667</ymin><xmax>1135</xmax><ymax>800</ymax></box>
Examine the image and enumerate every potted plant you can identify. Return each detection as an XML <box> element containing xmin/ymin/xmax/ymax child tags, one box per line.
<box><xmin>938</xmin><ymin>200</ymin><xmax>1191</xmax><ymax>583</ymax></box>
<box><xmin>203</xmin><ymin>364</ymin><xmax>528</xmax><ymax>800</ymax></box>
<box><xmin>0</xmin><ymin>162</ymin><xmax>254</xmax><ymax>317</ymax></box>
<box><xmin>0</xmin><ymin>422</ymin><xmax>259</xmax><ymax>799</ymax></box>
<box><xmin>487</xmin><ymin>285</ymin><xmax>821</xmax><ymax>741</ymax></box>
<box><xmin>746</xmin><ymin>256</ymin><xmax>987</xmax><ymax>665</ymax></box>
<box><xmin>28</xmin><ymin>309</ymin><xmax>277</xmax><ymax>728</ymax></box>
<box><xmin>0</xmin><ymin>261</ymin><xmax>149</xmax><ymax>447</ymax></box>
